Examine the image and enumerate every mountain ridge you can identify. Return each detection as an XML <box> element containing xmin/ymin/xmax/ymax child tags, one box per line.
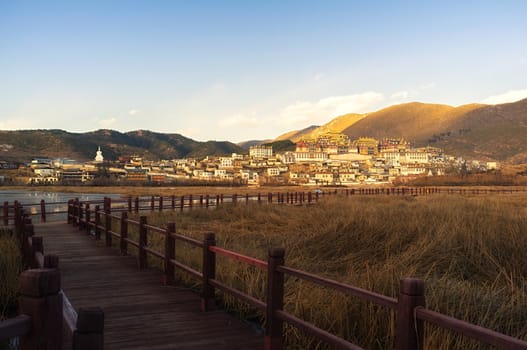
<box><xmin>0</xmin><ymin>129</ymin><xmax>243</xmax><ymax>162</ymax></box>
<box><xmin>273</xmin><ymin>98</ymin><xmax>527</xmax><ymax>163</ymax></box>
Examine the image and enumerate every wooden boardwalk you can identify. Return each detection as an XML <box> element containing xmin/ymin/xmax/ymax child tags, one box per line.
<box><xmin>34</xmin><ymin>222</ymin><xmax>263</xmax><ymax>350</ymax></box>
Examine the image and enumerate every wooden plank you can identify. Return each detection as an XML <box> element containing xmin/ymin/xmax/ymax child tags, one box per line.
<box><xmin>35</xmin><ymin>222</ymin><xmax>263</xmax><ymax>350</ymax></box>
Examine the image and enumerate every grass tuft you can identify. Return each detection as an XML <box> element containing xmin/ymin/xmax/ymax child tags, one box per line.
<box><xmin>0</xmin><ymin>228</ymin><xmax>21</xmax><ymax>321</ymax></box>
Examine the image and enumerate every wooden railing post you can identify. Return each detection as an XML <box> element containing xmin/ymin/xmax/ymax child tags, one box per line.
<box><xmin>43</xmin><ymin>254</ymin><xmax>59</xmax><ymax>269</ymax></box>
<box><xmin>14</xmin><ymin>201</ymin><xmax>21</xmax><ymax>234</ymax></box>
<box><xmin>18</xmin><ymin>268</ymin><xmax>62</xmax><ymax>350</ymax></box>
<box><xmin>72</xmin><ymin>307</ymin><xmax>104</xmax><ymax>350</ymax></box>
<box><xmin>171</xmin><ymin>195</ymin><xmax>176</xmax><ymax>210</ymax></box>
<box><xmin>128</xmin><ymin>196</ymin><xmax>132</xmax><ymax>213</ymax></box>
<box><xmin>150</xmin><ymin>196</ymin><xmax>155</xmax><ymax>211</ymax></box>
<box><xmin>265</xmin><ymin>247</ymin><xmax>285</xmax><ymax>350</ymax></box>
<box><xmin>85</xmin><ymin>203</ymin><xmax>91</xmax><ymax>234</ymax></box>
<box><xmin>159</xmin><ymin>196</ymin><xmax>163</xmax><ymax>212</ymax></box>
<box><xmin>104</xmin><ymin>203</ymin><xmax>112</xmax><ymax>247</ymax></box>
<box><xmin>201</xmin><ymin>232</ymin><xmax>216</xmax><ymax>311</ymax></box>
<box><xmin>94</xmin><ymin>205</ymin><xmax>101</xmax><ymax>240</ymax></box>
<box><xmin>200</xmin><ymin>195</ymin><xmax>204</xmax><ymax>208</ymax></box>
<box><xmin>74</xmin><ymin>200</ymin><xmax>81</xmax><ymax>226</ymax></box>
<box><xmin>396</xmin><ymin>278</ymin><xmax>425</xmax><ymax>350</ymax></box>
<box><xmin>40</xmin><ymin>199</ymin><xmax>46</xmax><ymax>223</ymax></box>
<box><xmin>22</xmin><ymin>222</ymin><xmax>34</xmax><ymax>269</ymax></box>
<box><xmin>180</xmin><ymin>195</ymin><xmax>184</xmax><ymax>212</ymax></box>
<box><xmin>78</xmin><ymin>203</ymin><xmax>84</xmax><ymax>230</ymax></box>
<box><xmin>120</xmin><ymin>211</ymin><xmax>128</xmax><ymax>255</ymax></box>
<box><xmin>189</xmin><ymin>195</ymin><xmax>193</xmax><ymax>209</ymax></box>
<box><xmin>134</xmin><ymin>197</ymin><xmax>139</xmax><ymax>213</ymax></box>
<box><xmin>164</xmin><ymin>222</ymin><xmax>176</xmax><ymax>285</ymax></box>
<box><xmin>3</xmin><ymin>201</ymin><xmax>8</xmax><ymax>226</ymax></box>
<box><xmin>66</xmin><ymin>200</ymin><xmax>71</xmax><ymax>224</ymax></box>
<box><xmin>138</xmin><ymin>216</ymin><xmax>147</xmax><ymax>269</ymax></box>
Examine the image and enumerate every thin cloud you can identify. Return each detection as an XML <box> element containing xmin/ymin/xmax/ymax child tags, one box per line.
<box><xmin>391</xmin><ymin>91</ymin><xmax>409</xmax><ymax>100</ymax></box>
<box><xmin>278</xmin><ymin>92</ymin><xmax>385</xmax><ymax>127</ymax></box>
<box><xmin>481</xmin><ymin>90</ymin><xmax>527</xmax><ymax>104</ymax></box>
<box><xmin>97</xmin><ymin>118</ymin><xmax>117</xmax><ymax>128</ymax></box>
<box><xmin>420</xmin><ymin>82</ymin><xmax>436</xmax><ymax>90</ymax></box>
<box><xmin>128</xmin><ymin>109</ymin><xmax>139</xmax><ymax>115</ymax></box>
<box><xmin>218</xmin><ymin>113</ymin><xmax>261</xmax><ymax>128</ymax></box>
<box><xmin>391</xmin><ymin>83</ymin><xmax>435</xmax><ymax>101</ymax></box>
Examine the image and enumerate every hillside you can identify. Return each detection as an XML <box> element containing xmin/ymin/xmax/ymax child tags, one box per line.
<box><xmin>0</xmin><ymin>129</ymin><xmax>243</xmax><ymax>161</ymax></box>
<box><xmin>433</xmin><ymin>99</ymin><xmax>527</xmax><ymax>162</ymax></box>
<box><xmin>237</xmin><ymin>139</ymin><xmax>272</xmax><ymax>150</ymax></box>
<box><xmin>274</xmin><ymin>125</ymin><xmax>319</xmax><ymax>142</ymax></box>
<box><xmin>274</xmin><ymin>98</ymin><xmax>527</xmax><ymax>163</ymax></box>
<box><xmin>341</xmin><ymin>103</ymin><xmax>483</xmax><ymax>143</ymax></box>
<box><xmin>302</xmin><ymin>113</ymin><xmax>367</xmax><ymax>140</ymax></box>
<box><xmin>341</xmin><ymin>100</ymin><xmax>527</xmax><ymax>162</ymax></box>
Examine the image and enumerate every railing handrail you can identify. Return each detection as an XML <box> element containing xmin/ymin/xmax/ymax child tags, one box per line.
<box><xmin>209</xmin><ymin>246</ymin><xmax>268</xmax><ymax>269</ymax></box>
<box><xmin>416</xmin><ymin>307</ymin><xmax>527</xmax><ymax>349</ymax></box>
<box><xmin>4</xmin><ymin>186</ymin><xmax>527</xmax><ymax>225</ymax></box>
<box><xmin>0</xmin><ymin>314</ymin><xmax>32</xmax><ymax>342</ymax></box>
<box><xmin>277</xmin><ymin>265</ymin><xmax>398</xmax><ymax>309</ymax></box>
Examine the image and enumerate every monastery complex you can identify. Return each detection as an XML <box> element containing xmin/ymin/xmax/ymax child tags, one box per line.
<box><xmin>12</xmin><ymin>133</ymin><xmax>498</xmax><ymax>186</ymax></box>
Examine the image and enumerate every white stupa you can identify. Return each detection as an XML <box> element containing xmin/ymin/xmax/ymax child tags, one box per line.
<box><xmin>94</xmin><ymin>146</ymin><xmax>104</xmax><ymax>163</ymax></box>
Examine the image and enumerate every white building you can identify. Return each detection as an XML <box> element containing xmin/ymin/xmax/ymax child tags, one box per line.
<box><xmin>250</xmin><ymin>145</ymin><xmax>273</xmax><ymax>158</ymax></box>
<box><xmin>267</xmin><ymin>168</ymin><xmax>280</xmax><ymax>177</ymax></box>
<box><xmin>294</xmin><ymin>152</ymin><xmax>329</xmax><ymax>163</ymax></box>
<box><xmin>94</xmin><ymin>146</ymin><xmax>104</xmax><ymax>163</ymax></box>
<box><xmin>219</xmin><ymin>157</ymin><xmax>234</xmax><ymax>168</ymax></box>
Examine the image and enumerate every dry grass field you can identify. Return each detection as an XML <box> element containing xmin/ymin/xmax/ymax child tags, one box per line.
<box><xmin>127</xmin><ymin>192</ymin><xmax>527</xmax><ymax>349</ymax></box>
<box><xmin>0</xmin><ymin>228</ymin><xmax>21</xmax><ymax>321</ymax></box>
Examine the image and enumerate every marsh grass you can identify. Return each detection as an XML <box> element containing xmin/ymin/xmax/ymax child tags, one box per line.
<box><xmin>0</xmin><ymin>228</ymin><xmax>21</xmax><ymax>321</ymax></box>
<box><xmin>124</xmin><ymin>193</ymin><xmax>527</xmax><ymax>349</ymax></box>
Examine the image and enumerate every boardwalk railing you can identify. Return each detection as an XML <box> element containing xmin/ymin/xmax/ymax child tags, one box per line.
<box><xmin>65</xmin><ymin>198</ymin><xmax>527</xmax><ymax>350</ymax></box>
<box><xmin>4</xmin><ymin>186</ymin><xmax>526</xmax><ymax>225</ymax></box>
<box><xmin>0</xmin><ymin>204</ymin><xmax>104</xmax><ymax>350</ymax></box>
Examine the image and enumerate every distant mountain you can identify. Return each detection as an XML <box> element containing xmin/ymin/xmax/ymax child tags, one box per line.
<box><xmin>341</xmin><ymin>102</ymin><xmax>484</xmax><ymax>144</ymax></box>
<box><xmin>274</xmin><ymin>125</ymin><xmax>319</xmax><ymax>142</ymax></box>
<box><xmin>262</xmin><ymin>140</ymin><xmax>296</xmax><ymax>153</ymax></box>
<box><xmin>274</xmin><ymin>98</ymin><xmax>527</xmax><ymax>163</ymax></box>
<box><xmin>237</xmin><ymin>139</ymin><xmax>272</xmax><ymax>150</ymax></box>
<box><xmin>302</xmin><ymin>113</ymin><xmax>367</xmax><ymax>140</ymax></box>
<box><xmin>0</xmin><ymin>129</ymin><xmax>244</xmax><ymax>162</ymax></box>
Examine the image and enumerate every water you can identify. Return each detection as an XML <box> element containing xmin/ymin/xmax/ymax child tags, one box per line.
<box><xmin>0</xmin><ymin>189</ymin><xmax>122</xmax><ymax>222</ymax></box>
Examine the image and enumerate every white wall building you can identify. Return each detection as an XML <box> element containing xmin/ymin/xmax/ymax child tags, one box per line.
<box><xmin>250</xmin><ymin>145</ymin><xmax>273</xmax><ymax>158</ymax></box>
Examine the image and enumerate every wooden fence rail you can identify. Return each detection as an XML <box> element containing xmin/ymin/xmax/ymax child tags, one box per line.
<box><xmin>3</xmin><ymin>186</ymin><xmax>527</xmax><ymax>225</ymax></box>
<box><xmin>65</xmin><ymin>198</ymin><xmax>527</xmax><ymax>350</ymax></box>
<box><xmin>0</xmin><ymin>203</ymin><xmax>104</xmax><ymax>350</ymax></box>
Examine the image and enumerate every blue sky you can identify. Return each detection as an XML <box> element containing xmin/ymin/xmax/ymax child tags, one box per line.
<box><xmin>1</xmin><ymin>1</ymin><xmax>526</xmax><ymax>142</ymax></box>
